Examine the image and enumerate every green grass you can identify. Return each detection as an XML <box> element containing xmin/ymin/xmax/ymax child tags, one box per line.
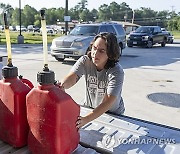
<box><xmin>0</xmin><ymin>31</ymin><xmax>62</xmax><ymax>45</ymax></box>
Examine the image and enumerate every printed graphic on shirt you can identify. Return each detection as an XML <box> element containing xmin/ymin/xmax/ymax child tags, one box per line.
<box><xmin>87</xmin><ymin>74</ymin><xmax>106</xmax><ymax>97</ymax></box>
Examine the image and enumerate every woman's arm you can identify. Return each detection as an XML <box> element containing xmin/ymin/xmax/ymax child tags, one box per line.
<box><xmin>60</xmin><ymin>72</ymin><xmax>79</xmax><ymax>90</ymax></box>
<box><xmin>60</xmin><ymin>56</ymin><xmax>86</xmax><ymax>90</ymax></box>
<box><xmin>76</xmin><ymin>94</ymin><xmax>116</xmax><ymax>129</ymax></box>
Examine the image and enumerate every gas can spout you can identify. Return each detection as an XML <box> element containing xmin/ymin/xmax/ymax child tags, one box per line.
<box><xmin>3</xmin><ymin>12</ymin><xmax>13</xmax><ymax>67</ymax></box>
<box><xmin>40</xmin><ymin>9</ymin><xmax>48</xmax><ymax>68</ymax></box>
<box><xmin>37</xmin><ymin>9</ymin><xmax>55</xmax><ymax>85</ymax></box>
<box><xmin>2</xmin><ymin>11</ymin><xmax>18</xmax><ymax>78</ymax></box>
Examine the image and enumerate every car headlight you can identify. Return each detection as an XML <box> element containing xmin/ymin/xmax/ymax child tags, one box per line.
<box><xmin>142</xmin><ymin>36</ymin><xmax>149</xmax><ymax>41</ymax></box>
<box><xmin>72</xmin><ymin>41</ymin><xmax>83</xmax><ymax>47</ymax></box>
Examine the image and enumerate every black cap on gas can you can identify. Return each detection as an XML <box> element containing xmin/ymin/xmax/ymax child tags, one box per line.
<box><xmin>2</xmin><ymin>65</ymin><xmax>18</xmax><ymax>78</ymax></box>
<box><xmin>37</xmin><ymin>67</ymin><xmax>55</xmax><ymax>85</ymax></box>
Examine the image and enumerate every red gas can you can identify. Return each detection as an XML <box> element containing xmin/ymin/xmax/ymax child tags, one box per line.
<box><xmin>26</xmin><ymin>70</ymin><xmax>80</xmax><ymax>154</ymax></box>
<box><xmin>0</xmin><ymin>66</ymin><xmax>31</xmax><ymax>147</ymax></box>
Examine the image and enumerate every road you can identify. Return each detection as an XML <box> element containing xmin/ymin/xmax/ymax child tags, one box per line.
<box><xmin>0</xmin><ymin>42</ymin><xmax>180</xmax><ymax>129</ymax></box>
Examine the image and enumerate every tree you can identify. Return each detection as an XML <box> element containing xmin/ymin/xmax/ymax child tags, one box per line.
<box><xmin>70</xmin><ymin>0</ymin><xmax>88</xmax><ymax>21</ymax></box>
<box><xmin>1</xmin><ymin>1</ymin><xmax>180</xmax><ymax>30</ymax></box>
<box><xmin>34</xmin><ymin>14</ymin><xmax>41</xmax><ymax>27</ymax></box>
<box><xmin>79</xmin><ymin>9</ymin><xmax>89</xmax><ymax>22</ymax></box>
<box><xmin>119</xmin><ymin>2</ymin><xmax>132</xmax><ymax>22</ymax></box>
<box><xmin>108</xmin><ymin>2</ymin><xmax>120</xmax><ymax>21</ymax></box>
<box><xmin>98</xmin><ymin>4</ymin><xmax>111</xmax><ymax>21</ymax></box>
<box><xmin>79</xmin><ymin>9</ymin><xmax>95</xmax><ymax>22</ymax></box>
<box><xmin>91</xmin><ymin>9</ymin><xmax>98</xmax><ymax>21</ymax></box>
<box><xmin>23</xmin><ymin>5</ymin><xmax>38</xmax><ymax>26</ymax></box>
<box><xmin>56</xmin><ymin>7</ymin><xmax>65</xmax><ymax>22</ymax></box>
<box><xmin>69</xmin><ymin>6</ymin><xmax>80</xmax><ymax>21</ymax></box>
<box><xmin>44</xmin><ymin>7</ymin><xmax>65</xmax><ymax>24</ymax></box>
<box><xmin>156</xmin><ymin>10</ymin><xmax>169</xmax><ymax>27</ymax></box>
<box><xmin>46</xmin><ymin>8</ymin><xmax>58</xmax><ymax>25</ymax></box>
<box><xmin>177</xmin><ymin>17</ymin><xmax>180</xmax><ymax>30</ymax></box>
<box><xmin>168</xmin><ymin>16</ymin><xmax>180</xmax><ymax>31</ymax></box>
<box><xmin>134</xmin><ymin>7</ymin><xmax>158</xmax><ymax>25</ymax></box>
<box><xmin>77</xmin><ymin>0</ymin><xmax>88</xmax><ymax>12</ymax></box>
<box><xmin>11</xmin><ymin>8</ymin><xmax>20</xmax><ymax>26</ymax></box>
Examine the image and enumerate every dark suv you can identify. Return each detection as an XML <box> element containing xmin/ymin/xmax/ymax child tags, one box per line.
<box><xmin>50</xmin><ymin>22</ymin><xmax>126</xmax><ymax>61</ymax></box>
<box><xmin>127</xmin><ymin>26</ymin><xmax>167</xmax><ymax>48</ymax></box>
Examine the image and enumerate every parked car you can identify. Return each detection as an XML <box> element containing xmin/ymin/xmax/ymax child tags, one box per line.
<box><xmin>161</xmin><ymin>30</ymin><xmax>174</xmax><ymax>44</ymax></box>
<box><xmin>40</xmin><ymin>25</ymin><xmax>54</xmax><ymax>34</ymax></box>
<box><xmin>0</xmin><ymin>25</ymin><xmax>4</xmax><ymax>31</ymax></box>
<box><xmin>50</xmin><ymin>22</ymin><xmax>126</xmax><ymax>61</ymax></box>
<box><xmin>127</xmin><ymin>26</ymin><xmax>167</xmax><ymax>48</ymax></box>
<box><xmin>27</xmin><ymin>25</ymin><xmax>40</xmax><ymax>32</ymax></box>
<box><xmin>9</xmin><ymin>26</ymin><xmax>16</xmax><ymax>31</ymax></box>
<box><xmin>16</xmin><ymin>25</ymin><xmax>27</xmax><ymax>32</ymax></box>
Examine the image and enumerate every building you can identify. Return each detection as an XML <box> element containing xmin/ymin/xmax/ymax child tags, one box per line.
<box><xmin>111</xmin><ymin>21</ymin><xmax>140</xmax><ymax>34</ymax></box>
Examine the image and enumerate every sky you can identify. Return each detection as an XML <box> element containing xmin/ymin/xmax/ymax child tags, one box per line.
<box><xmin>0</xmin><ymin>0</ymin><xmax>180</xmax><ymax>13</ymax></box>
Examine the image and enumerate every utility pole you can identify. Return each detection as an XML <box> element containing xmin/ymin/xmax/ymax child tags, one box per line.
<box><xmin>65</xmin><ymin>0</ymin><xmax>68</xmax><ymax>35</ymax></box>
<box><xmin>170</xmin><ymin>6</ymin><xmax>175</xmax><ymax>18</ymax></box>
<box><xmin>132</xmin><ymin>10</ymin><xmax>135</xmax><ymax>24</ymax></box>
<box><xmin>170</xmin><ymin>6</ymin><xmax>175</xmax><ymax>12</ymax></box>
<box><xmin>17</xmin><ymin>0</ymin><xmax>24</xmax><ymax>44</ymax></box>
<box><xmin>19</xmin><ymin>0</ymin><xmax>21</xmax><ymax>36</ymax></box>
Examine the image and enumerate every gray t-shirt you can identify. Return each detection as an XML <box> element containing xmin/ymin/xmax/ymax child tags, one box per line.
<box><xmin>70</xmin><ymin>55</ymin><xmax>125</xmax><ymax>115</ymax></box>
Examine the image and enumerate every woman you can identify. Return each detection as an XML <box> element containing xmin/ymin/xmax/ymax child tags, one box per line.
<box><xmin>60</xmin><ymin>32</ymin><xmax>125</xmax><ymax>129</ymax></box>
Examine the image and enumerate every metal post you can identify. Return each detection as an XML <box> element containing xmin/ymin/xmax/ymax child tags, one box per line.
<box><xmin>132</xmin><ymin>10</ymin><xmax>135</xmax><ymax>24</ymax></box>
<box><xmin>17</xmin><ymin>0</ymin><xmax>24</xmax><ymax>44</ymax></box>
<box><xmin>19</xmin><ymin>0</ymin><xmax>21</xmax><ymax>36</ymax></box>
<box><xmin>65</xmin><ymin>0</ymin><xmax>68</xmax><ymax>35</ymax></box>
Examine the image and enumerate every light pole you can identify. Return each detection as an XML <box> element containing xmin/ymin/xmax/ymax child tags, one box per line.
<box><xmin>65</xmin><ymin>0</ymin><xmax>68</xmax><ymax>35</ymax></box>
<box><xmin>17</xmin><ymin>0</ymin><xmax>24</xmax><ymax>44</ymax></box>
<box><xmin>0</xmin><ymin>7</ymin><xmax>13</xmax><ymax>14</ymax></box>
<box><xmin>132</xmin><ymin>10</ymin><xmax>135</xmax><ymax>24</ymax></box>
<box><xmin>19</xmin><ymin>0</ymin><xmax>21</xmax><ymax>36</ymax></box>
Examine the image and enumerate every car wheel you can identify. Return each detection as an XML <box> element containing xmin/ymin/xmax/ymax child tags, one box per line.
<box><xmin>55</xmin><ymin>57</ymin><xmax>64</xmax><ymax>62</ymax></box>
<box><xmin>161</xmin><ymin>40</ymin><xmax>166</xmax><ymax>47</ymax></box>
<box><xmin>147</xmin><ymin>40</ymin><xmax>153</xmax><ymax>48</ymax></box>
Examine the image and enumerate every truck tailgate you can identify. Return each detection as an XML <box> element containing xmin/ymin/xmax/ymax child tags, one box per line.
<box><xmin>0</xmin><ymin>107</ymin><xmax>179</xmax><ymax>154</ymax></box>
<box><xmin>80</xmin><ymin>107</ymin><xmax>180</xmax><ymax>154</ymax></box>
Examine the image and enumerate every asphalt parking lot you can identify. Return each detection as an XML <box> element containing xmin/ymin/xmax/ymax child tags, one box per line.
<box><xmin>0</xmin><ymin>41</ymin><xmax>180</xmax><ymax>129</ymax></box>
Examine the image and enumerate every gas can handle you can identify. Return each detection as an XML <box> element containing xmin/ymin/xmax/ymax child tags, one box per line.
<box><xmin>54</xmin><ymin>80</ymin><xmax>65</xmax><ymax>91</ymax></box>
<box><xmin>19</xmin><ymin>75</ymin><xmax>34</xmax><ymax>89</ymax></box>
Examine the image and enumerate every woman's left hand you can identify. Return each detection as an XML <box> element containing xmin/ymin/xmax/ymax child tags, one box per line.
<box><xmin>76</xmin><ymin>116</ymin><xmax>89</xmax><ymax>130</ymax></box>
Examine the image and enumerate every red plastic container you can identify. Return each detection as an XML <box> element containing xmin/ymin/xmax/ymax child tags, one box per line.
<box><xmin>26</xmin><ymin>84</ymin><xmax>80</xmax><ymax>154</ymax></box>
<box><xmin>0</xmin><ymin>77</ymin><xmax>31</xmax><ymax>147</ymax></box>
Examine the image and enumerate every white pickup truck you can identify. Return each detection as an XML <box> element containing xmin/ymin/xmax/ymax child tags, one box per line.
<box><xmin>0</xmin><ymin>106</ymin><xmax>179</xmax><ymax>154</ymax></box>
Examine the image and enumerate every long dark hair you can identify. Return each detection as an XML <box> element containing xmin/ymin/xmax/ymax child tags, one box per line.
<box><xmin>87</xmin><ymin>32</ymin><xmax>121</xmax><ymax>69</ymax></box>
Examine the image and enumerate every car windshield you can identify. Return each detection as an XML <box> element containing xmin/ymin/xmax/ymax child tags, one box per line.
<box><xmin>135</xmin><ymin>27</ymin><xmax>154</xmax><ymax>34</ymax></box>
<box><xmin>70</xmin><ymin>25</ymin><xmax>99</xmax><ymax>36</ymax></box>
